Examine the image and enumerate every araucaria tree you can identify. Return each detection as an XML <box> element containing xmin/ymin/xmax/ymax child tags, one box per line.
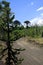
<box><xmin>14</xmin><ymin>20</ymin><xmax>21</xmax><ymax>28</ymax></box>
<box><xmin>24</xmin><ymin>20</ymin><xmax>30</xmax><ymax>28</ymax></box>
<box><xmin>0</xmin><ymin>1</ymin><xmax>24</xmax><ymax>65</ymax></box>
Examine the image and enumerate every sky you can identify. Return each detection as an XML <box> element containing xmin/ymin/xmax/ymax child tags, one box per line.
<box><xmin>1</xmin><ymin>0</ymin><xmax>43</xmax><ymax>25</ymax></box>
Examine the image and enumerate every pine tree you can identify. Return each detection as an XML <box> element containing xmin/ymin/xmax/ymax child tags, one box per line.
<box><xmin>0</xmin><ymin>1</ymin><xmax>25</xmax><ymax>65</ymax></box>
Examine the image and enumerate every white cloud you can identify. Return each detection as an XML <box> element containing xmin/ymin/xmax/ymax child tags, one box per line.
<box><xmin>40</xmin><ymin>13</ymin><xmax>43</xmax><ymax>16</ymax></box>
<box><xmin>37</xmin><ymin>19</ymin><xmax>43</xmax><ymax>25</ymax></box>
<box><xmin>30</xmin><ymin>17</ymin><xmax>43</xmax><ymax>26</ymax></box>
<box><xmin>37</xmin><ymin>7</ymin><xmax>43</xmax><ymax>11</ymax></box>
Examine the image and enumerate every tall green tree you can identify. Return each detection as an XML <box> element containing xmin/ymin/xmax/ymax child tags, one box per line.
<box><xmin>14</xmin><ymin>20</ymin><xmax>21</xmax><ymax>28</ymax></box>
<box><xmin>24</xmin><ymin>20</ymin><xmax>30</xmax><ymax>28</ymax></box>
<box><xmin>0</xmin><ymin>1</ymin><xmax>24</xmax><ymax>65</ymax></box>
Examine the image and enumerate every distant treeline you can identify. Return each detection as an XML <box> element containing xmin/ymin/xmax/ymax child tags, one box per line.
<box><xmin>0</xmin><ymin>24</ymin><xmax>43</xmax><ymax>41</ymax></box>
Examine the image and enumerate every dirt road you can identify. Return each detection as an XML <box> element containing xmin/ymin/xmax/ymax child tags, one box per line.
<box><xmin>13</xmin><ymin>37</ymin><xmax>43</xmax><ymax>65</ymax></box>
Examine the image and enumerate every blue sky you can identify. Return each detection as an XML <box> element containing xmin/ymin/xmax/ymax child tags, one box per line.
<box><xmin>1</xmin><ymin>0</ymin><xmax>43</xmax><ymax>25</ymax></box>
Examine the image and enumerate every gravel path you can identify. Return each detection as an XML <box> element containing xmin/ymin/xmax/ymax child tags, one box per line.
<box><xmin>13</xmin><ymin>37</ymin><xmax>43</xmax><ymax>65</ymax></box>
<box><xmin>0</xmin><ymin>37</ymin><xmax>43</xmax><ymax>65</ymax></box>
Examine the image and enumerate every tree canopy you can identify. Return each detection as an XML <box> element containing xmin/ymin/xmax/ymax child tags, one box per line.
<box><xmin>24</xmin><ymin>20</ymin><xmax>30</xmax><ymax>28</ymax></box>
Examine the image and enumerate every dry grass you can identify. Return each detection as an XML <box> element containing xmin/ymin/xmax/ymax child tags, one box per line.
<box><xmin>28</xmin><ymin>37</ymin><xmax>43</xmax><ymax>45</ymax></box>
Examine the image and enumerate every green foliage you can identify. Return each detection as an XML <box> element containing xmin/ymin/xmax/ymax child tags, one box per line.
<box><xmin>9</xmin><ymin>26</ymin><xmax>43</xmax><ymax>41</ymax></box>
<box><xmin>0</xmin><ymin>0</ymin><xmax>43</xmax><ymax>65</ymax></box>
<box><xmin>24</xmin><ymin>26</ymin><xmax>42</xmax><ymax>38</ymax></box>
<box><xmin>14</xmin><ymin>26</ymin><xmax>43</xmax><ymax>38</ymax></box>
<box><xmin>0</xmin><ymin>1</ymin><xmax>24</xmax><ymax>65</ymax></box>
<box><xmin>10</xmin><ymin>29</ymin><xmax>25</xmax><ymax>41</ymax></box>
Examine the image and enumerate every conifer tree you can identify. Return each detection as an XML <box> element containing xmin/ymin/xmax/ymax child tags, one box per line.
<box><xmin>0</xmin><ymin>1</ymin><xmax>24</xmax><ymax>65</ymax></box>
